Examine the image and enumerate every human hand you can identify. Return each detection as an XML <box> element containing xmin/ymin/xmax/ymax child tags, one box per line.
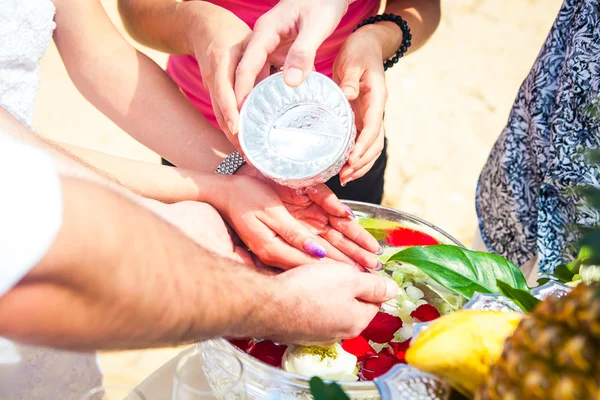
<box><xmin>251</xmin><ymin>263</ymin><xmax>398</xmax><ymax>345</ymax></box>
<box><xmin>145</xmin><ymin>199</ymin><xmax>254</xmax><ymax>266</ymax></box>
<box><xmin>333</xmin><ymin>27</ymin><xmax>388</xmax><ymax>185</ymax></box>
<box><xmin>234</xmin><ymin>0</ymin><xmax>351</xmax><ymax>109</ymax></box>
<box><xmin>232</xmin><ymin>166</ymin><xmax>381</xmax><ymax>270</ymax></box>
<box><xmin>183</xmin><ymin>3</ymin><xmax>265</xmax><ymax>143</ymax></box>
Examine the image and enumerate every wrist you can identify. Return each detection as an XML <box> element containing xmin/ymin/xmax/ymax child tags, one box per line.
<box><xmin>356</xmin><ymin>22</ymin><xmax>402</xmax><ymax>61</ymax></box>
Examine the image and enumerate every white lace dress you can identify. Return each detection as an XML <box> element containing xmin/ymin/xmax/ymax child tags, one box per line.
<box><xmin>0</xmin><ymin>0</ymin><xmax>102</xmax><ymax>398</ymax></box>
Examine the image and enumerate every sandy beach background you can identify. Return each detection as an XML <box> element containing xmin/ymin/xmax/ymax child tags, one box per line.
<box><xmin>33</xmin><ymin>0</ymin><xmax>563</xmax><ymax>389</ymax></box>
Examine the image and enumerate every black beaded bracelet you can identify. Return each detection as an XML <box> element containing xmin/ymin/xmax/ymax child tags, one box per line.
<box><xmin>354</xmin><ymin>13</ymin><xmax>412</xmax><ymax>71</ymax></box>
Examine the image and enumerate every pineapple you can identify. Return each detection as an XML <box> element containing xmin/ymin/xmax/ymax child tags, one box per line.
<box><xmin>477</xmin><ymin>282</ymin><xmax>600</xmax><ymax>400</ymax></box>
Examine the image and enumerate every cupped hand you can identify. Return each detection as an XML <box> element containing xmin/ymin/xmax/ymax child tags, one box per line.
<box><xmin>333</xmin><ymin>27</ymin><xmax>388</xmax><ymax>186</ymax></box>
<box><xmin>254</xmin><ymin>263</ymin><xmax>398</xmax><ymax>345</ymax></box>
<box><xmin>145</xmin><ymin>199</ymin><xmax>254</xmax><ymax>266</ymax></box>
<box><xmin>234</xmin><ymin>0</ymin><xmax>351</xmax><ymax>108</ymax></box>
<box><xmin>233</xmin><ymin>165</ymin><xmax>381</xmax><ymax>270</ymax></box>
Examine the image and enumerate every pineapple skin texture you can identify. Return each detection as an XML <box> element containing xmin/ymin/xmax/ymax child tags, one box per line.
<box><xmin>406</xmin><ymin>310</ymin><xmax>523</xmax><ymax>398</ymax></box>
<box><xmin>478</xmin><ymin>283</ymin><xmax>600</xmax><ymax>400</ymax></box>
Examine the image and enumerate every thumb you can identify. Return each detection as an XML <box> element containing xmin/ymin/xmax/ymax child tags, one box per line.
<box><xmin>355</xmin><ymin>274</ymin><xmax>398</xmax><ymax>303</ymax></box>
<box><xmin>283</xmin><ymin>25</ymin><xmax>330</xmax><ymax>87</ymax></box>
<box><xmin>337</xmin><ymin>63</ymin><xmax>362</xmax><ymax>101</ymax></box>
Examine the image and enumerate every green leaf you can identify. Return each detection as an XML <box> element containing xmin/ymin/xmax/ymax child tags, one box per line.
<box><xmin>388</xmin><ymin>245</ymin><xmax>528</xmax><ymax>299</ymax></box>
<box><xmin>536</xmin><ymin>277</ymin><xmax>551</xmax><ymax>286</ymax></box>
<box><xmin>309</xmin><ymin>377</ymin><xmax>349</xmax><ymax>400</ymax></box>
<box><xmin>496</xmin><ymin>280</ymin><xmax>541</xmax><ymax>313</ymax></box>
<box><xmin>552</xmin><ymin>264</ymin><xmax>575</xmax><ymax>282</ymax></box>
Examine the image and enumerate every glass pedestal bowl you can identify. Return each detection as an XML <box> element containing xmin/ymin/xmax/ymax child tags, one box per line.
<box><xmin>197</xmin><ymin>201</ymin><xmax>463</xmax><ymax>400</ymax></box>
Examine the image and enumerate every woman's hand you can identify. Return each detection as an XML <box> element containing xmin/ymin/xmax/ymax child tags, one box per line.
<box><xmin>333</xmin><ymin>26</ymin><xmax>389</xmax><ymax>186</ymax></box>
<box><xmin>218</xmin><ymin>171</ymin><xmax>381</xmax><ymax>271</ymax></box>
<box><xmin>234</xmin><ymin>0</ymin><xmax>351</xmax><ymax>106</ymax></box>
<box><xmin>183</xmin><ymin>3</ymin><xmax>266</xmax><ymax>143</ymax></box>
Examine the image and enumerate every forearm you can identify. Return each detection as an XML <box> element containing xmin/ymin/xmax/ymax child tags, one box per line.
<box><xmin>0</xmin><ymin>106</ymin><xmax>140</xmax><ymax>202</ymax></box>
<box><xmin>384</xmin><ymin>0</ymin><xmax>440</xmax><ymax>54</ymax></box>
<box><xmin>118</xmin><ymin>0</ymin><xmax>197</xmax><ymax>55</ymax></box>
<box><xmin>362</xmin><ymin>0</ymin><xmax>440</xmax><ymax>60</ymax></box>
<box><xmin>61</xmin><ymin>142</ymin><xmax>236</xmax><ymax>206</ymax></box>
<box><xmin>0</xmin><ymin>177</ymin><xmax>271</xmax><ymax>351</ymax></box>
<box><xmin>54</xmin><ymin>0</ymin><xmax>234</xmax><ymax>172</ymax></box>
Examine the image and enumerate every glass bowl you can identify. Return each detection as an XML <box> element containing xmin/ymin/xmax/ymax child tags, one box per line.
<box><xmin>198</xmin><ymin>201</ymin><xmax>463</xmax><ymax>400</ymax></box>
<box><xmin>238</xmin><ymin>72</ymin><xmax>356</xmax><ymax>189</ymax></box>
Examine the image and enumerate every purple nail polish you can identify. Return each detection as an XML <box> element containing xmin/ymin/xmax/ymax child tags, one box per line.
<box><xmin>373</xmin><ymin>261</ymin><xmax>384</xmax><ymax>271</ymax></box>
<box><xmin>343</xmin><ymin>205</ymin><xmax>356</xmax><ymax>218</ymax></box>
<box><xmin>303</xmin><ymin>240</ymin><xmax>327</xmax><ymax>258</ymax></box>
<box><xmin>376</xmin><ymin>247</ymin><xmax>384</xmax><ymax>256</ymax></box>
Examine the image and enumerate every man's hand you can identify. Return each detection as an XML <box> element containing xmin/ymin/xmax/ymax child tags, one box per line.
<box><xmin>245</xmin><ymin>263</ymin><xmax>398</xmax><ymax>345</ymax></box>
<box><xmin>234</xmin><ymin>0</ymin><xmax>351</xmax><ymax>108</ymax></box>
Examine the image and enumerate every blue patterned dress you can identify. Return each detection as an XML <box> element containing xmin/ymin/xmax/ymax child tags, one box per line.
<box><xmin>476</xmin><ymin>0</ymin><xmax>600</xmax><ymax>273</ymax></box>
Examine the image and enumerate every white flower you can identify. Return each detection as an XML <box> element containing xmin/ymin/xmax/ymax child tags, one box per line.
<box><xmin>281</xmin><ymin>343</ymin><xmax>358</xmax><ymax>382</ymax></box>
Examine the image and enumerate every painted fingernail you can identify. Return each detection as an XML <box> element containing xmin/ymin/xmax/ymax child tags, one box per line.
<box><xmin>284</xmin><ymin>67</ymin><xmax>304</xmax><ymax>87</ymax></box>
<box><xmin>376</xmin><ymin>247</ymin><xmax>384</xmax><ymax>255</ymax></box>
<box><xmin>343</xmin><ymin>204</ymin><xmax>356</xmax><ymax>218</ymax></box>
<box><xmin>303</xmin><ymin>240</ymin><xmax>327</xmax><ymax>258</ymax></box>
<box><xmin>372</xmin><ymin>261</ymin><xmax>384</xmax><ymax>271</ymax></box>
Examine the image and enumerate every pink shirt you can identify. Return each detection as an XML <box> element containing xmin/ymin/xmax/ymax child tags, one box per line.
<box><xmin>166</xmin><ymin>0</ymin><xmax>380</xmax><ymax>128</ymax></box>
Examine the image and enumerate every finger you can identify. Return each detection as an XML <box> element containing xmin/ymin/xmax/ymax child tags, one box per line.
<box><xmin>336</xmin><ymin>62</ymin><xmax>362</xmax><ymax>101</ymax></box>
<box><xmin>274</xmin><ymin>184</ymin><xmax>311</xmax><ymax>206</ymax></box>
<box><xmin>305</xmin><ymin>184</ymin><xmax>352</xmax><ymax>218</ymax></box>
<box><xmin>315</xmin><ymin>236</ymin><xmax>365</xmax><ymax>269</ymax></box>
<box><xmin>283</xmin><ymin>20</ymin><xmax>336</xmax><ymax>87</ymax></box>
<box><xmin>247</xmin><ymin>226</ymin><xmax>325</xmax><ymax>269</ymax></box>
<box><xmin>258</xmin><ymin>208</ymin><xmax>329</xmax><ymax>259</ymax></box>
<box><xmin>329</xmin><ymin>215</ymin><xmax>381</xmax><ymax>254</ymax></box>
<box><xmin>234</xmin><ymin>246</ymin><xmax>255</xmax><ymax>266</ymax></box>
<box><xmin>353</xmin><ymin>274</ymin><xmax>399</xmax><ymax>303</ymax></box>
<box><xmin>340</xmin><ymin>134</ymin><xmax>384</xmax><ymax>184</ymax></box>
<box><xmin>320</xmin><ymin>227</ymin><xmax>380</xmax><ymax>270</ymax></box>
<box><xmin>348</xmin><ymin>73</ymin><xmax>387</xmax><ymax>166</ymax></box>
<box><xmin>343</xmin><ymin>155</ymin><xmax>379</xmax><ymax>184</ymax></box>
<box><xmin>209</xmin><ymin>90</ymin><xmax>230</xmax><ymax>137</ymax></box>
<box><xmin>235</xmin><ymin>20</ymin><xmax>281</xmax><ymax>107</ymax></box>
<box><xmin>213</xmin><ymin>54</ymin><xmax>243</xmax><ymax>135</ymax></box>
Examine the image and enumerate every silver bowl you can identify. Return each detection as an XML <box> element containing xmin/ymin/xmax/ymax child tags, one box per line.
<box><xmin>238</xmin><ymin>72</ymin><xmax>356</xmax><ymax>189</ymax></box>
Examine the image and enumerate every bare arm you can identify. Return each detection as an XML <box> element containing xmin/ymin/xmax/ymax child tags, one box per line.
<box><xmin>51</xmin><ymin>0</ymin><xmax>234</xmax><ymax>171</ymax></box>
<box><xmin>0</xmin><ymin>176</ymin><xmax>271</xmax><ymax>350</ymax></box>
<box><xmin>0</xmin><ymin>176</ymin><xmax>396</xmax><ymax>349</ymax></box>
<box><xmin>377</xmin><ymin>0</ymin><xmax>441</xmax><ymax>56</ymax></box>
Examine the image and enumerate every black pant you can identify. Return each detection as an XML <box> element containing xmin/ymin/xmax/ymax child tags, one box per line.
<box><xmin>162</xmin><ymin>137</ymin><xmax>387</xmax><ymax>205</ymax></box>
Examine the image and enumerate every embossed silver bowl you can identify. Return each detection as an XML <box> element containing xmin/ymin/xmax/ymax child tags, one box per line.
<box><xmin>238</xmin><ymin>72</ymin><xmax>356</xmax><ymax>189</ymax></box>
<box><xmin>197</xmin><ymin>202</ymin><xmax>571</xmax><ymax>399</ymax></box>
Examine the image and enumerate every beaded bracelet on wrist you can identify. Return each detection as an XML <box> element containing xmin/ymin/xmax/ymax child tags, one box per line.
<box><xmin>354</xmin><ymin>13</ymin><xmax>412</xmax><ymax>71</ymax></box>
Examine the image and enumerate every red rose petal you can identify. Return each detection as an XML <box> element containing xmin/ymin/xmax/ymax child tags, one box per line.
<box><xmin>361</xmin><ymin>312</ymin><xmax>403</xmax><ymax>344</ymax></box>
<box><xmin>341</xmin><ymin>336</ymin><xmax>377</xmax><ymax>362</ymax></box>
<box><xmin>248</xmin><ymin>340</ymin><xmax>287</xmax><ymax>368</ymax></box>
<box><xmin>385</xmin><ymin>227</ymin><xmax>439</xmax><ymax>247</ymax></box>
<box><xmin>388</xmin><ymin>339</ymin><xmax>411</xmax><ymax>362</ymax></box>
<box><xmin>410</xmin><ymin>304</ymin><xmax>441</xmax><ymax>322</ymax></box>
<box><xmin>227</xmin><ymin>338</ymin><xmax>254</xmax><ymax>353</ymax></box>
<box><xmin>360</xmin><ymin>353</ymin><xmax>402</xmax><ymax>380</ymax></box>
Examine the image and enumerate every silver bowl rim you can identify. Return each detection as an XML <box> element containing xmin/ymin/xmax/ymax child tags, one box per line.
<box><xmin>238</xmin><ymin>71</ymin><xmax>355</xmax><ymax>181</ymax></box>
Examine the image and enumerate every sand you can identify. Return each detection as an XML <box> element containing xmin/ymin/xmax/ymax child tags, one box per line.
<box><xmin>32</xmin><ymin>0</ymin><xmax>563</xmax><ymax>389</ymax></box>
